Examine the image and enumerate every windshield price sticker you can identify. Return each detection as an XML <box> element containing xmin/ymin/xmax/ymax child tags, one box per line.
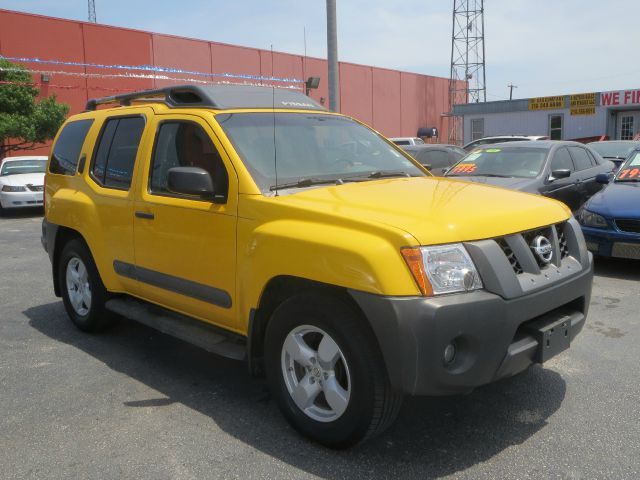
<box><xmin>484</xmin><ymin>148</ymin><xmax>501</xmax><ymax>153</ymax></box>
<box><xmin>618</xmin><ymin>168</ymin><xmax>640</xmax><ymax>179</ymax></box>
<box><xmin>452</xmin><ymin>163</ymin><xmax>477</xmax><ymax>173</ymax></box>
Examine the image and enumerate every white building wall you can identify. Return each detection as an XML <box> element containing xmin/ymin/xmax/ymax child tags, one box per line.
<box><xmin>464</xmin><ymin>108</ymin><xmax>608</xmax><ymax>144</ymax></box>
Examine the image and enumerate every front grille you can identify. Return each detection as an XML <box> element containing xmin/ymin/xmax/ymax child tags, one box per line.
<box><xmin>26</xmin><ymin>185</ymin><xmax>44</xmax><ymax>192</ymax></box>
<box><xmin>496</xmin><ymin>239</ymin><xmax>523</xmax><ymax>275</ymax></box>
<box><xmin>557</xmin><ymin>223</ymin><xmax>569</xmax><ymax>258</ymax></box>
<box><xmin>496</xmin><ymin>222</ymin><xmax>569</xmax><ymax>274</ymax></box>
<box><xmin>615</xmin><ymin>219</ymin><xmax>640</xmax><ymax>234</ymax></box>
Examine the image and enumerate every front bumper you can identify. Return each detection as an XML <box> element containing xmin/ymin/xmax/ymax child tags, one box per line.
<box><xmin>582</xmin><ymin>225</ymin><xmax>640</xmax><ymax>258</ymax></box>
<box><xmin>0</xmin><ymin>190</ymin><xmax>44</xmax><ymax>209</ymax></box>
<box><xmin>349</xmin><ymin>257</ymin><xmax>593</xmax><ymax>396</ymax></box>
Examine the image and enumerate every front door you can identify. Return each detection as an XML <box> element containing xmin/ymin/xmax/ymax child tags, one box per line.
<box><xmin>130</xmin><ymin>114</ymin><xmax>238</xmax><ymax>331</ymax></box>
<box><xmin>617</xmin><ymin>111</ymin><xmax>640</xmax><ymax>140</ymax></box>
<box><xmin>541</xmin><ymin>146</ymin><xmax>581</xmax><ymax>211</ymax></box>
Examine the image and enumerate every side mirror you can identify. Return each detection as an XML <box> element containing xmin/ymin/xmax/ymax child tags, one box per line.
<box><xmin>167</xmin><ymin>167</ymin><xmax>214</xmax><ymax>199</ymax></box>
<box><xmin>549</xmin><ymin>169</ymin><xmax>571</xmax><ymax>181</ymax></box>
<box><xmin>595</xmin><ymin>173</ymin><xmax>610</xmax><ymax>184</ymax></box>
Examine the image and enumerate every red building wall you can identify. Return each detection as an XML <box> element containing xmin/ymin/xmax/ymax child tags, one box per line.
<box><xmin>0</xmin><ymin>8</ymin><xmax>451</xmax><ymax>156</ymax></box>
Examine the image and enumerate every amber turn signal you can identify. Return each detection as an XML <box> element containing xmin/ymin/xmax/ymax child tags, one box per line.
<box><xmin>401</xmin><ymin>247</ymin><xmax>434</xmax><ymax>296</ymax></box>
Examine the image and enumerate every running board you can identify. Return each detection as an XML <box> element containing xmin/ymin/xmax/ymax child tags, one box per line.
<box><xmin>105</xmin><ymin>297</ymin><xmax>247</xmax><ymax>361</ymax></box>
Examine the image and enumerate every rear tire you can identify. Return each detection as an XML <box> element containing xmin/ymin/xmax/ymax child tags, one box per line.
<box><xmin>264</xmin><ymin>292</ymin><xmax>403</xmax><ymax>448</ymax></box>
<box><xmin>58</xmin><ymin>238</ymin><xmax>113</xmax><ymax>332</ymax></box>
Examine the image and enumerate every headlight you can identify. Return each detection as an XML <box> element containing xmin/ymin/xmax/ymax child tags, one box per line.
<box><xmin>1</xmin><ymin>185</ymin><xmax>27</xmax><ymax>192</ymax></box>
<box><xmin>402</xmin><ymin>243</ymin><xmax>483</xmax><ymax>296</ymax></box>
<box><xmin>577</xmin><ymin>208</ymin><xmax>608</xmax><ymax>228</ymax></box>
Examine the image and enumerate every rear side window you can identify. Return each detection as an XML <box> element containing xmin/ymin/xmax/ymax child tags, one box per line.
<box><xmin>568</xmin><ymin>147</ymin><xmax>593</xmax><ymax>171</ymax></box>
<box><xmin>49</xmin><ymin>119</ymin><xmax>94</xmax><ymax>175</ymax></box>
<box><xmin>91</xmin><ymin>116</ymin><xmax>145</xmax><ymax>190</ymax></box>
<box><xmin>551</xmin><ymin>147</ymin><xmax>574</xmax><ymax>172</ymax></box>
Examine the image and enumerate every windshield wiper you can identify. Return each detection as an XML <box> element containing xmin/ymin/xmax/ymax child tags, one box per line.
<box><xmin>472</xmin><ymin>173</ymin><xmax>514</xmax><ymax>178</ymax></box>
<box><xmin>345</xmin><ymin>170</ymin><xmax>411</xmax><ymax>180</ymax></box>
<box><xmin>368</xmin><ymin>170</ymin><xmax>411</xmax><ymax>178</ymax></box>
<box><xmin>269</xmin><ymin>177</ymin><xmax>343</xmax><ymax>191</ymax></box>
<box><xmin>615</xmin><ymin>178</ymin><xmax>640</xmax><ymax>182</ymax></box>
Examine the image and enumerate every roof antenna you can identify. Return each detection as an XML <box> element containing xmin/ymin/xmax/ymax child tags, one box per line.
<box><xmin>271</xmin><ymin>44</ymin><xmax>279</xmax><ymax>196</ymax></box>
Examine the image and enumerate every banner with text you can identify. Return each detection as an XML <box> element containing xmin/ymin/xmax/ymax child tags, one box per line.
<box><xmin>529</xmin><ymin>96</ymin><xmax>565</xmax><ymax>110</ymax></box>
<box><xmin>600</xmin><ymin>89</ymin><xmax>640</xmax><ymax>107</ymax></box>
<box><xmin>570</xmin><ymin>93</ymin><xmax>596</xmax><ymax>115</ymax></box>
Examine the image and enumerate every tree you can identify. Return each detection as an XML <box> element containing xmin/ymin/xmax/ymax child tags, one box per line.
<box><xmin>0</xmin><ymin>58</ymin><xmax>69</xmax><ymax>158</ymax></box>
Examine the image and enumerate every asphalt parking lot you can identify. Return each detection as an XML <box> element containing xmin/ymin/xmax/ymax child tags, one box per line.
<box><xmin>1</xmin><ymin>209</ymin><xmax>639</xmax><ymax>480</ymax></box>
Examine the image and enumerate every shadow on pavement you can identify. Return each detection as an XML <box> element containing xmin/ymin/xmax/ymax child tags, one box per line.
<box><xmin>0</xmin><ymin>207</ymin><xmax>44</xmax><ymax>219</ymax></box>
<box><xmin>26</xmin><ymin>301</ymin><xmax>566</xmax><ymax>479</ymax></box>
<box><xmin>593</xmin><ymin>256</ymin><xmax>640</xmax><ymax>281</ymax></box>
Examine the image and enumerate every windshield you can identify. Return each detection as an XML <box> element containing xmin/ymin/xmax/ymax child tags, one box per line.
<box><xmin>447</xmin><ymin>147</ymin><xmax>548</xmax><ymax>178</ymax></box>
<box><xmin>615</xmin><ymin>151</ymin><xmax>640</xmax><ymax>181</ymax></box>
<box><xmin>216</xmin><ymin>112</ymin><xmax>425</xmax><ymax>192</ymax></box>
<box><xmin>589</xmin><ymin>142</ymin><xmax>637</xmax><ymax>159</ymax></box>
<box><xmin>0</xmin><ymin>159</ymin><xmax>47</xmax><ymax>176</ymax></box>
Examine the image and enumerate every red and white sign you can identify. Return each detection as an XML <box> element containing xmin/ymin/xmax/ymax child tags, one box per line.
<box><xmin>600</xmin><ymin>89</ymin><xmax>640</xmax><ymax>107</ymax></box>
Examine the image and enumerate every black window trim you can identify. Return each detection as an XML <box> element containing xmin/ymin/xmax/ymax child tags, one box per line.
<box><xmin>147</xmin><ymin>119</ymin><xmax>229</xmax><ymax>204</ymax></box>
<box><xmin>89</xmin><ymin>114</ymin><xmax>146</xmax><ymax>192</ymax></box>
<box><xmin>49</xmin><ymin>118</ymin><xmax>95</xmax><ymax>176</ymax></box>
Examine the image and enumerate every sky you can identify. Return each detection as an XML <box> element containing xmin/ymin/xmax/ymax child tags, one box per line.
<box><xmin>1</xmin><ymin>0</ymin><xmax>639</xmax><ymax>101</ymax></box>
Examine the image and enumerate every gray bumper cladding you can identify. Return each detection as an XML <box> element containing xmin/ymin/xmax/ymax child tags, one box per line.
<box><xmin>349</xmin><ymin>219</ymin><xmax>593</xmax><ymax>396</ymax></box>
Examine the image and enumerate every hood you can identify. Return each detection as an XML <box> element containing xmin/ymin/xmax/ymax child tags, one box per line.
<box><xmin>270</xmin><ymin>177</ymin><xmax>570</xmax><ymax>245</ymax></box>
<box><xmin>584</xmin><ymin>181</ymin><xmax>640</xmax><ymax>219</ymax></box>
<box><xmin>447</xmin><ymin>175</ymin><xmax>539</xmax><ymax>192</ymax></box>
<box><xmin>0</xmin><ymin>172</ymin><xmax>45</xmax><ymax>187</ymax></box>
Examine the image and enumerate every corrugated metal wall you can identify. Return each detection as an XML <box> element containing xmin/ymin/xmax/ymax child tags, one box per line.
<box><xmin>0</xmin><ymin>8</ymin><xmax>451</xmax><ymax>156</ymax></box>
<box><xmin>463</xmin><ymin>109</ymin><xmax>609</xmax><ymax>144</ymax></box>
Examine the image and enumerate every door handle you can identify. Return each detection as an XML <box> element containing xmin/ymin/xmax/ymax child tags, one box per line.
<box><xmin>135</xmin><ymin>211</ymin><xmax>155</xmax><ymax>220</ymax></box>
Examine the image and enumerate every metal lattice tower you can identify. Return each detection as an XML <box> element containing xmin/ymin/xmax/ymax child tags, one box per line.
<box><xmin>88</xmin><ymin>0</ymin><xmax>97</xmax><ymax>23</ymax></box>
<box><xmin>448</xmin><ymin>0</ymin><xmax>486</xmax><ymax>145</ymax></box>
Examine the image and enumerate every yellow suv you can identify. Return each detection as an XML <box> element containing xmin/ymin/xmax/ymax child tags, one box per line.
<box><xmin>42</xmin><ymin>85</ymin><xmax>593</xmax><ymax>448</ymax></box>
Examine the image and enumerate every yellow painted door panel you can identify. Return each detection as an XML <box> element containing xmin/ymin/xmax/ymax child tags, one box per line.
<box><xmin>130</xmin><ymin>114</ymin><xmax>239</xmax><ymax>331</ymax></box>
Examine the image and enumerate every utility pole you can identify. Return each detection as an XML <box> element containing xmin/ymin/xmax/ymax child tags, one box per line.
<box><xmin>326</xmin><ymin>0</ymin><xmax>340</xmax><ymax>112</ymax></box>
<box><xmin>508</xmin><ymin>83</ymin><xmax>517</xmax><ymax>100</ymax></box>
<box><xmin>448</xmin><ymin>0</ymin><xmax>486</xmax><ymax>145</ymax></box>
<box><xmin>88</xmin><ymin>0</ymin><xmax>97</xmax><ymax>23</ymax></box>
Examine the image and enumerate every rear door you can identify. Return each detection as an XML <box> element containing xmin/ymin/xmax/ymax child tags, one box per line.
<box><xmin>130</xmin><ymin>113</ymin><xmax>239</xmax><ymax>331</ymax></box>
<box><xmin>85</xmin><ymin>111</ymin><xmax>149</xmax><ymax>292</ymax></box>
<box><xmin>568</xmin><ymin>146</ymin><xmax>600</xmax><ymax>206</ymax></box>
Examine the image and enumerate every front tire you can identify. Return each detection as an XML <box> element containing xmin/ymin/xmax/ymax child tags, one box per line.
<box><xmin>58</xmin><ymin>238</ymin><xmax>113</xmax><ymax>332</ymax></box>
<box><xmin>264</xmin><ymin>292</ymin><xmax>403</xmax><ymax>448</ymax></box>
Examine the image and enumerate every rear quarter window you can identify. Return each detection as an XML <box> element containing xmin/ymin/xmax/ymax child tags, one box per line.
<box><xmin>90</xmin><ymin>116</ymin><xmax>145</xmax><ymax>190</ymax></box>
<box><xmin>49</xmin><ymin>119</ymin><xmax>94</xmax><ymax>175</ymax></box>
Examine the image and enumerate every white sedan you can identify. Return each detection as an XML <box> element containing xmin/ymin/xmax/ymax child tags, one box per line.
<box><xmin>0</xmin><ymin>156</ymin><xmax>48</xmax><ymax>213</ymax></box>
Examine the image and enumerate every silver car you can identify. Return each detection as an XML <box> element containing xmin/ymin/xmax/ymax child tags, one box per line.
<box><xmin>0</xmin><ymin>156</ymin><xmax>47</xmax><ymax>213</ymax></box>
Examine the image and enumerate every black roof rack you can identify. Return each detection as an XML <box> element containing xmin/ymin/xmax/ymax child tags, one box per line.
<box><xmin>85</xmin><ymin>84</ymin><xmax>326</xmax><ymax>112</ymax></box>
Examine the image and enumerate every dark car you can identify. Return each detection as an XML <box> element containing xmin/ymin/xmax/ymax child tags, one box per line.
<box><xmin>444</xmin><ymin>141</ymin><xmax>614</xmax><ymax>211</ymax></box>
<box><xmin>577</xmin><ymin>147</ymin><xmax>640</xmax><ymax>259</ymax></box>
<box><xmin>587</xmin><ymin>140</ymin><xmax>640</xmax><ymax>171</ymax></box>
<box><xmin>400</xmin><ymin>144</ymin><xmax>467</xmax><ymax>176</ymax></box>
<box><xmin>463</xmin><ymin>135</ymin><xmax>548</xmax><ymax>152</ymax></box>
